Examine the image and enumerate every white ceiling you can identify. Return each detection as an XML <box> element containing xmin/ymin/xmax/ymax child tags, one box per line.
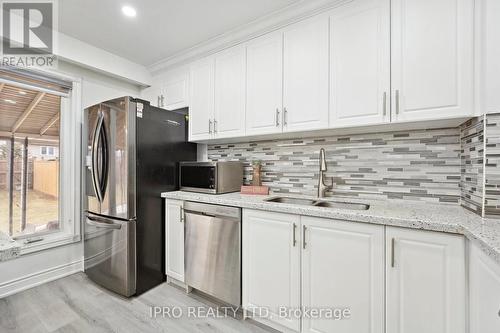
<box><xmin>59</xmin><ymin>0</ymin><xmax>301</xmax><ymax>66</ymax></box>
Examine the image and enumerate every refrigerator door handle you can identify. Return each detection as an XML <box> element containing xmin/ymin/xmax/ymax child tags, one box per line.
<box><xmin>91</xmin><ymin>110</ymin><xmax>104</xmax><ymax>202</ymax></box>
<box><xmin>86</xmin><ymin>215</ymin><xmax>122</xmax><ymax>230</ymax></box>
<box><xmin>91</xmin><ymin>110</ymin><xmax>109</xmax><ymax>203</ymax></box>
<box><xmin>98</xmin><ymin>113</ymin><xmax>109</xmax><ymax>200</ymax></box>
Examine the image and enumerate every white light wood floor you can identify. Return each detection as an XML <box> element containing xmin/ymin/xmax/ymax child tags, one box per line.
<box><xmin>0</xmin><ymin>273</ymin><xmax>271</xmax><ymax>333</ymax></box>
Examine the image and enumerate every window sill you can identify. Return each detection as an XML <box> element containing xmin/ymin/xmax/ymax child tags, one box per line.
<box><xmin>19</xmin><ymin>232</ymin><xmax>81</xmax><ymax>255</ymax></box>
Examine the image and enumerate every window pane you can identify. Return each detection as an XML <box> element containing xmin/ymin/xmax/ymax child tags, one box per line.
<box><xmin>0</xmin><ymin>83</ymin><xmax>62</xmax><ymax>237</ymax></box>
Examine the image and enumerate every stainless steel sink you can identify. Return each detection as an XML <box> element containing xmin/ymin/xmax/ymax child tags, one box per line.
<box><xmin>313</xmin><ymin>201</ymin><xmax>370</xmax><ymax>210</ymax></box>
<box><xmin>265</xmin><ymin>197</ymin><xmax>318</xmax><ymax>206</ymax></box>
<box><xmin>264</xmin><ymin>197</ymin><xmax>370</xmax><ymax>210</ymax></box>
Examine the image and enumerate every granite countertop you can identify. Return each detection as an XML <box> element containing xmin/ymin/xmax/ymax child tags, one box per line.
<box><xmin>161</xmin><ymin>191</ymin><xmax>500</xmax><ymax>265</ymax></box>
<box><xmin>0</xmin><ymin>231</ymin><xmax>21</xmax><ymax>262</ymax></box>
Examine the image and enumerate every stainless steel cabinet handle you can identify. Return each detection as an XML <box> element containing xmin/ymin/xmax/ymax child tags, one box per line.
<box><xmin>208</xmin><ymin>119</ymin><xmax>212</xmax><ymax>134</ymax></box>
<box><xmin>302</xmin><ymin>225</ymin><xmax>307</xmax><ymax>249</ymax></box>
<box><xmin>383</xmin><ymin>92</ymin><xmax>387</xmax><ymax>116</ymax></box>
<box><xmin>180</xmin><ymin>206</ymin><xmax>184</xmax><ymax>223</ymax></box>
<box><xmin>283</xmin><ymin>107</ymin><xmax>288</xmax><ymax>126</ymax></box>
<box><xmin>157</xmin><ymin>96</ymin><xmax>161</xmax><ymax>107</ymax></box>
<box><xmin>292</xmin><ymin>223</ymin><xmax>297</xmax><ymax>247</ymax></box>
<box><xmin>214</xmin><ymin>119</ymin><xmax>218</xmax><ymax>133</ymax></box>
<box><xmin>160</xmin><ymin>94</ymin><xmax>165</xmax><ymax>107</ymax></box>
<box><xmin>395</xmin><ymin>90</ymin><xmax>400</xmax><ymax>115</ymax></box>
<box><xmin>391</xmin><ymin>238</ymin><xmax>395</xmax><ymax>267</ymax></box>
<box><xmin>276</xmin><ymin>108</ymin><xmax>280</xmax><ymax>127</ymax></box>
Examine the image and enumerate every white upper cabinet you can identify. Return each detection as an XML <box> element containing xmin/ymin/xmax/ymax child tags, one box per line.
<box><xmin>386</xmin><ymin>227</ymin><xmax>466</xmax><ymax>333</ymax></box>
<box><xmin>477</xmin><ymin>0</ymin><xmax>500</xmax><ymax>114</ymax></box>
<box><xmin>165</xmin><ymin>199</ymin><xmax>185</xmax><ymax>282</ymax></box>
<box><xmin>469</xmin><ymin>243</ymin><xmax>500</xmax><ymax>333</ymax></box>
<box><xmin>162</xmin><ymin>73</ymin><xmax>189</xmax><ymax>110</ymax></box>
<box><xmin>391</xmin><ymin>0</ymin><xmax>474</xmax><ymax>122</ymax></box>
<box><xmin>242</xmin><ymin>209</ymin><xmax>301</xmax><ymax>332</ymax></box>
<box><xmin>189</xmin><ymin>57</ymin><xmax>215</xmax><ymax>141</ymax></box>
<box><xmin>329</xmin><ymin>0</ymin><xmax>390</xmax><ymax>127</ymax></box>
<box><xmin>183</xmin><ymin>0</ymin><xmax>478</xmax><ymax>141</ymax></box>
<box><xmin>301</xmin><ymin>216</ymin><xmax>385</xmax><ymax>333</ymax></box>
<box><xmin>246</xmin><ymin>32</ymin><xmax>284</xmax><ymax>136</ymax></box>
<box><xmin>214</xmin><ymin>45</ymin><xmax>247</xmax><ymax>138</ymax></box>
<box><xmin>283</xmin><ymin>15</ymin><xmax>329</xmax><ymax>132</ymax></box>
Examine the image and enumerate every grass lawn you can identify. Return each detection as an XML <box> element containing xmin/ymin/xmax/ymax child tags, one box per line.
<box><xmin>0</xmin><ymin>190</ymin><xmax>58</xmax><ymax>236</ymax></box>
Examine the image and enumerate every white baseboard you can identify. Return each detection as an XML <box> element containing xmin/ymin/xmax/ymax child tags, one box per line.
<box><xmin>0</xmin><ymin>260</ymin><xmax>83</xmax><ymax>298</ymax></box>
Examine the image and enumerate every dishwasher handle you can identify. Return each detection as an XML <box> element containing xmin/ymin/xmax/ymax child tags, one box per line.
<box><xmin>183</xmin><ymin>201</ymin><xmax>241</xmax><ymax>220</ymax></box>
<box><xmin>184</xmin><ymin>210</ymin><xmax>240</xmax><ymax>224</ymax></box>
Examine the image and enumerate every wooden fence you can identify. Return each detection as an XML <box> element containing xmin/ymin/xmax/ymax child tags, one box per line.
<box><xmin>0</xmin><ymin>160</ymin><xmax>33</xmax><ymax>190</ymax></box>
<box><xmin>33</xmin><ymin>160</ymin><xmax>59</xmax><ymax>198</ymax></box>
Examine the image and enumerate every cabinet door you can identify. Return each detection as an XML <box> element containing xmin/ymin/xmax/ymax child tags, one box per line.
<box><xmin>246</xmin><ymin>32</ymin><xmax>283</xmax><ymax>135</ymax></box>
<box><xmin>329</xmin><ymin>0</ymin><xmax>390</xmax><ymax>127</ymax></box>
<box><xmin>165</xmin><ymin>199</ymin><xmax>184</xmax><ymax>282</ymax></box>
<box><xmin>214</xmin><ymin>45</ymin><xmax>246</xmax><ymax>139</ymax></box>
<box><xmin>140</xmin><ymin>80</ymin><xmax>162</xmax><ymax>108</ymax></box>
<box><xmin>391</xmin><ymin>0</ymin><xmax>474</xmax><ymax>121</ymax></box>
<box><xmin>242</xmin><ymin>209</ymin><xmax>301</xmax><ymax>332</ymax></box>
<box><xmin>162</xmin><ymin>73</ymin><xmax>188</xmax><ymax>110</ymax></box>
<box><xmin>189</xmin><ymin>57</ymin><xmax>214</xmax><ymax>141</ymax></box>
<box><xmin>301</xmin><ymin>217</ymin><xmax>385</xmax><ymax>333</ymax></box>
<box><xmin>469</xmin><ymin>243</ymin><xmax>500</xmax><ymax>333</ymax></box>
<box><xmin>283</xmin><ymin>15</ymin><xmax>329</xmax><ymax>132</ymax></box>
<box><xmin>477</xmin><ymin>0</ymin><xmax>500</xmax><ymax>114</ymax></box>
<box><xmin>386</xmin><ymin>227</ymin><xmax>465</xmax><ymax>333</ymax></box>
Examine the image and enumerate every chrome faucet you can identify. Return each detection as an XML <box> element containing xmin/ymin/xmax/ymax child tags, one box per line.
<box><xmin>318</xmin><ymin>148</ymin><xmax>333</xmax><ymax>198</ymax></box>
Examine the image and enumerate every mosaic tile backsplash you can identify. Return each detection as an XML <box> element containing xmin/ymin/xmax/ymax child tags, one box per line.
<box><xmin>208</xmin><ymin>128</ymin><xmax>462</xmax><ymax>204</ymax></box>
<box><xmin>460</xmin><ymin>117</ymin><xmax>484</xmax><ymax>215</ymax></box>
<box><xmin>485</xmin><ymin>113</ymin><xmax>500</xmax><ymax>217</ymax></box>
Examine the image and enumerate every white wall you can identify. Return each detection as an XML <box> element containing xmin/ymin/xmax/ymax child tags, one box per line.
<box><xmin>0</xmin><ymin>243</ymin><xmax>82</xmax><ymax>297</ymax></box>
<box><xmin>58</xmin><ymin>33</ymin><xmax>152</xmax><ymax>87</ymax></box>
<box><xmin>58</xmin><ymin>61</ymin><xmax>141</xmax><ymax>108</ymax></box>
<box><xmin>0</xmin><ymin>60</ymin><xmax>142</xmax><ymax>298</ymax></box>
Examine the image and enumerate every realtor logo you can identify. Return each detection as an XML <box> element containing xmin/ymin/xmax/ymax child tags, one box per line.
<box><xmin>1</xmin><ymin>0</ymin><xmax>57</xmax><ymax>67</ymax></box>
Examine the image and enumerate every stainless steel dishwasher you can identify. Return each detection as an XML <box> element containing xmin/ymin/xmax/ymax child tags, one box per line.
<box><xmin>184</xmin><ymin>201</ymin><xmax>241</xmax><ymax>306</ymax></box>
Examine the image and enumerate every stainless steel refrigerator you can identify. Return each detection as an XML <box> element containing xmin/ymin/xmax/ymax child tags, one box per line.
<box><xmin>83</xmin><ymin>96</ymin><xmax>196</xmax><ymax>297</ymax></box>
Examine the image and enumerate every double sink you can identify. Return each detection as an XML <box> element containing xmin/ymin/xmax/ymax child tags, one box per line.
<box><xmin>265</xmin><ymin>197</ymin><xmax>370</xmax><ymax>211</ymax></box>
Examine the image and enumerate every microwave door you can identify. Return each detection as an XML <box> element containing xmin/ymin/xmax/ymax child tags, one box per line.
<box><xmin>181</xmin><ymin>165</ymin><xmax>216</xmax><ymax>193</ymax></box>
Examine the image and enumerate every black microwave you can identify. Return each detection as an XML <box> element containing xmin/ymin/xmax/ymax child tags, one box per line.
<box><xmin>179</xmin><ymin>161</ymin><xmax>243</xmax><ymax>194</ymax></box>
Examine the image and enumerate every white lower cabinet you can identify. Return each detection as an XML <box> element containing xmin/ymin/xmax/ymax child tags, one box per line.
<box><xmin>242</xmin><ymin>210</ymin><xmax>384</xmax><ymax>333</ymax></box>
<box><xmin>243</xmin><ymin>210</ymin><xmax>468</xmax><ymax>333</ymax></box>
<box><xmin>386</xmin><ymin>227</ymin><xmax>466</xmax><ymax>333</ymax></box>
<box><xmin>242</xmin><ymin>209</ymin><xmax>301</xmax><ymax>332</ymax></box>
<box><xmin>469</xmin><ymin>243</ymin><xmax>500</xmax><ymax>333</ymax></box>
<box><xmin>301</xmin><ymin>216</ymin><xmax>385</xmax><ymax>333</ymax></box>
<box><xmin>165</xmin><ymin>199</ymin><xmax>185</xmax><ymax>282</ymax></box>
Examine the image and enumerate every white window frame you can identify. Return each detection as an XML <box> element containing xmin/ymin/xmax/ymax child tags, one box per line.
<box><xmin>0</xmin><ymin>70</ymin><xmax>83</xmax><ymax>254</ymax></box>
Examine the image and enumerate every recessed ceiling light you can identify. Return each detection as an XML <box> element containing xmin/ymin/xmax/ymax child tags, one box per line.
<box><xmin>4</xmin><ymin>99</ymin><xmax>16</xmax><ymax>104</ymax></box>
<box><xmin>18</xmin><ymin>90</ymin><xmax>26</xmax><ymax>95</ymax></box>
<box><xmin>122</xmin><ymin>5</ymin><xmax>137</xmax><ymax>17</ymax></box>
